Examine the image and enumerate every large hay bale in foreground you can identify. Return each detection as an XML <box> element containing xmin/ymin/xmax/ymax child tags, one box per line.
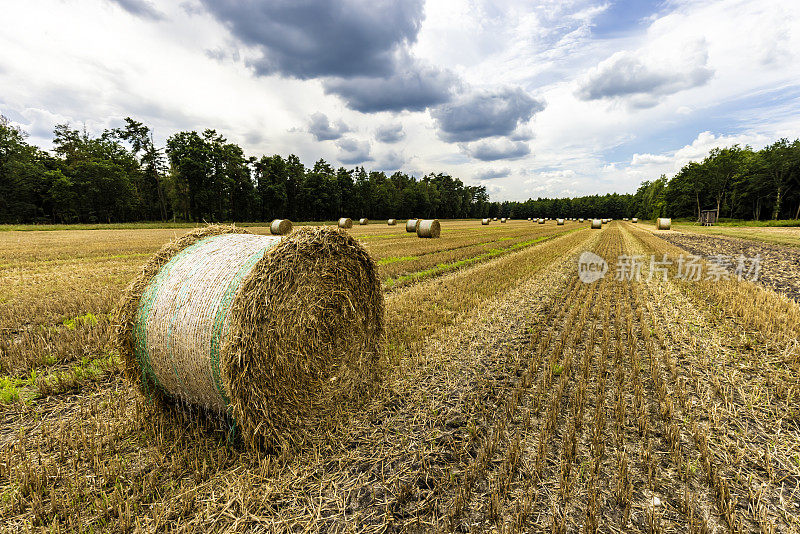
<box><xmin>270</xmin><ymin>219</ymin><xmax>292</xmax><ymax>235</ymax></box>
<box><xmin>115</xmin><ymin>226</ymin><xmax>384</xmax><ymax>448</ymax></box>
<box><xmin>338</xmin><ymin>217</ymin><xmax>353</xmax><ymax>229</ymax></box>
<box><xmin>591</xmin><ymin>219</ymin><xmax>602</xmax><ymax>229</ymax></box>
<box><xmin>656</xmin><ymin>218</ymin><xmax>671</xmax><ymax>230</ymax></box>
<box><xmin>557</xmin><ymin>218</ymin><xmax>565</xmax><ymax>225</ymax></box>
<box><xmin>417</xmin><ymin>219</ymin><xmax>441</xmax><ymax>238</ymax></box>
<box><xmin>481</xmin><ymin>218</ymin><xmax>490</xmax><ymax>225</ymax></box>
<box><xmin>406</xmin><ymin>219</ymin><xmax>420</xmax><ymax>232</ymax></box>
<box><xmin>387</xmin><ymin>219</ymin><xmax>396</xmax><ymax>225</ymax></box>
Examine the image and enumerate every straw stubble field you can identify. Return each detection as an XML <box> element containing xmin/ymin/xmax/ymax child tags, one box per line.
<box><xmin>1</xmin><ymin>219</ymin><xmax>799</xmax><ymax>532</ymax></box>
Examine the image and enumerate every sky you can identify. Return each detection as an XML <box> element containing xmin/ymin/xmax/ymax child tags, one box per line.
<box><xmin>1</xmin><ymin>0</ymin><xmax>799</xmax><ymax>201</ymax></box>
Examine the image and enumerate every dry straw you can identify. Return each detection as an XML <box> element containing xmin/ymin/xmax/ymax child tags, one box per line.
<box><xmin>656</xmin><ymin>217</ymin><xmax>672</xmax><ymax>230</ymax></box>
<box><xmin>417</xmin><ymin>219</ymin><xmax>441</xmax><ymax>238</ymax></box>
<box><xmin>338</xmin><ymin>217</ymin><xmax>353</xmax><ymax>229</ymax></box>
<box><xmin>406</xmin><ymin>219</ymin><xmax>420</xmax><ymax>232</ymax></box>
<box><xmin>114</xmin><ymin>225</ymin><xmax>384</xmax><ymax>449</ymax></box>
<box><xmin>359</xmin><ymin>218</ymin><xmax>369</xmax><ymax>225</ymax></box>
<box><xmin>270</xmin><ymin>219</ymin><xmax>292</xmax><ymax>235</ymax></box>
<box><xmin>557</xmin><ymin>218</ymin><xmax>565</xmax><ymax>225</ymax></box>
<box><xmin>592</xmin><ymin>219</ymin><xmax>602</xmax><ymax>229</ymax></box>
<box><xmin>481</xmin><ymin>218</ymin><xmax>490</xmax><ymax>225</ymax></box>
<box><xmin>387</xmin><ymin>219</ymin><xmax>396</xmax><ymax>225</ymax></box>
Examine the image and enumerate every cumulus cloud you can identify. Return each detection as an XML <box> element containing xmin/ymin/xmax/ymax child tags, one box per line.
<box><xmin>463</xmin><ymin>138</ymin><xmax>530</xmax><ymax>161</ymax></box>
<box><xmin>323</xmin><ymin>57</ymin><xmax>457</xmax><ymax>112</ymax></box>
<box><xmin>198</xmin><ymin>1</ymin><xmax>457</xmax><ymax>112</ymax></box>
<box><xmin>576</xmin><ymin>40</ymin><xmax>713</xmax><ymax>108</ymax></box>
<box><xmin>375</xmin><ymin>122</ymin><xmax>405</xmax><ymax>143</ymax></box>
<box><xmin>475</xmin><ymin>167</ymin><xmax>511</xmax><ymax>180</ymax></box>
<box><xmin>107</xmin><ymin>0</ymin><xmax>165</xmax><ymax>21</ymax></box>
<box><xmin>377</xmin><ymin>150</ymin><xmax>405</xmax><ymax>171</ymax></box>
<box><xmin>198</xmin><ymin>0</ymin><xmax>424</xmax><ymax>79</ymax></box>
<box><xmin>336</xmin><ymin>137</ymin><xmax>372</xmax><ymax>164</ymax></box>
<box><xmin>307</xmin><ymin>112</ymin><xmax>350</xmax><ymax>141</ymax></box>
<box><xmin>432</xmin><ymin>87</ymin><xmax>544</xmax><ymax>142</ymax></box>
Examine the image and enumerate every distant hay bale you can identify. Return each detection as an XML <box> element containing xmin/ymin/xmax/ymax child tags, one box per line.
<box><xmin>579</xmin><ymin>218</ymin><xmax>584</xmax><ymax>222</ymax></box>
<box><xmin>656</xmin><ymin>218</ymin><xmax>672</xmax><ymax>230</ymax></box>
<box><xmin>359</xmin><ymin>218</ymin><xmax>369</xmax><ymax>225</ymax></box>
<box><xmin>591</xmin><ymin>219</ymin><xmax>602</xmax><ymax>229</ymax></box>
<box><xmin>623</xmin><ymin>217</ymin><xmax>629</xmax><ymax>221</ymax></box>
<box><xmin>482</xmin><ymin>218</ymin><xmax>490</xmax><ymax>225</ymax></box>
<box><xmin>338</xmin><ymin>218</ymin><xmax>353</xmax><ymax>229</ymax></box>
<box><xmin>527</xmin><ymin>217</ymin><xmax>532</xmax><ymax>221</ymax></box>
<box><xmin>406</xmin><ymin>219</ymin><xmax>419</xmax><ymax>232</ymax></box>
<box><xmin>114</xmin><ymin>225</ymin><xmax>383</xmax><ymax>449</ymax></box>
<box><xmin>417</xmin><ymin>219</ymin><xmax>441</xmax><ymax>238</ymax></box>
<box><xmin>557</xmin><ymin>218</ymin><xmax>565</xmax><ymax>225</ymax></box>
<box><xmin>387</xmin><ymin>219</ymin><xmax>396</xmax><ymax>225</ymax></box>
<box><xmin>632</xmin><ymin>218</ymin><xmax>638</xmax><ymax>223</ymax></box>
<box><xmin>270</xmin><ymin>219</ymin><xmax>292</xmax><ymax>235</ymax></box>
<box><xmin>501</xmin><ymin>217</ymin><xmax>507</xmax><ymax>223</ymax></box>
<box><xmin>538</xmin><ymin>218</ymin><xmax>545</xmax><ymax>224</ymax></box>
<box><xmin>493</xmin><ymin>217</ymin><xmax>498</xmax><ymax>221</ymax></box>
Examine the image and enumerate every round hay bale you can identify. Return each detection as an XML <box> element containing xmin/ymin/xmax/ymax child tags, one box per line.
<box><xmin>405</xmin><ymin>219</ymin><xmax>419</xmax><ymax>232</ymax></box>
<box><xmin>501</xmin><ymin>217</ymin><xmax>507</xmax><ymax>223</ymax></box>
<box><xmin>481</xmin><ymin>218</ymin><xmax>490</xmax><ymax>225</ymax></box>
<box><xmin>359</xmin><ymin>218</ymin><xmax>369</xmax><ymax>225</ymax></box>
<box><xmin>623</xmin><ymin>217</ymin><xmax>629</xmax><ymax>221</ymax></box>
<box><xmin>270</xmin><ymin>219</ymin><xmax>292</xmax><ymax>235</ymax></box>
<box><xmin>632</xmin><ymin>218</ymin><xmax>638</xmax><ymax>223</ymax></box>
<box><xmin>338</xmin><ymin>217</ymin><xmax>353</xmax><ymax>229</ymax></box>
<box><xmin>591</xmin><ymin>219</ymin><xmax>602</xmax><ymax>229</ymax></box>
<box><xmin>527</xmin><ymin>217</ymin><xmax>532</xmax><ymax>221</ymax></box>
<box><xmin>579</xmin><ymin>218</ymin><xmax>584</xmax><ymax>223</ymax></box>
<box><xmin>656</xmin><ymin>217</ymin><xmax>671</xmax><ymax>230</ymax></box>
<box><xmin>492</xmin><ymin>217</ymin><xmax>498</xmax><ymax>221</ymax></box>
<box><xmin>387</xmin><ymin>219</ymin><xmax>396</xmax><ymax>225</ymax></box>
<box><xmin>557</xmin><ymin>218</ymin><xmax>565</xmax><ymax>225</ymax></box>
<box><xmin>417</xmin><ymin>219</ymin><xmax>441</xmax><ymax>238</ymax></box>
<box><xmin>538</xmin><ymin>218</ymin><xmax>545</xmax><ymax>224</ymax></box>
<box><xmin>114</xmin><ymin>225</ymin><xmax>384</xmax><ymax>449</ymax></box>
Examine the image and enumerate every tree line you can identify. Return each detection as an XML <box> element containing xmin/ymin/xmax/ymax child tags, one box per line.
<box><xmin>0</xmin><ymin>116</ymin><xmax>489</xmax><ymax>224</ymax></box>
<box><xmin>1</xmin><ymin>114</ymin><xmax>799</xmax><ymax>224</ymax></box>
<box><xmin>500</xmin><ymin>141</ymin><xmax>800</xmax><ymax>221</ymax></box>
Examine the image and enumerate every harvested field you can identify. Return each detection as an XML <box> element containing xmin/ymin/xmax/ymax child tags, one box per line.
<box><xmin>674</xmin><ymin>224</ymin><xmax>800</xmax><ymax>247</ymax></box>
<box><xmin>1</xmin><ymin>220</ymin><xmax>799</xmax><ymax>533</ymax></box>
<box><xmin>658</xmin><ymin>228</ymin><xmax>800</xmax><ymax>303</ymax></box>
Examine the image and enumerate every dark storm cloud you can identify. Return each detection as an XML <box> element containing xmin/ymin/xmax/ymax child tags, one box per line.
<box><xmin>322</xmin><ymin>58</ymin><xmax>457</xmax><ymax>113</ymax></box>
<box><xmin>475</xmin><ymin>167</ymin><xmax>511</xmax><ymax>180</ymax></box>
<box><xmin>464</xmin><ymin>139</ymin><xmax>530</xmax><ymax>161</ymax></box>
<box><xmin>107</xmin><ymin>0</ymin><xmax>165</xmax><ymax>21</ymax></box>
<box><xmin>307</xmin><ymin>112</ymin><xmax>350</xmax><ymax>141</ymax></box>
<box><xmin>576</xmin><ymin>48</ymin><xmax>713</xmax><ymax>107</ymax></box>
<box><xmin>375</xmin><ymin>122</ymin><xmax>405</xmax><ymax>143</ymax></box>
<box><xmin>432</xmin><ymin>87</ymin><xmax>544</xmax><ymax>142</ymax></box>
<box><xmin>336</xmin><ymin>137</ymin><xmax>372</xmax><ymax>164</ymax></box>
<box><xmin>197</xmin><ymin>0</ymin><xmax>425</xmax><ymax>80</ymax></box>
